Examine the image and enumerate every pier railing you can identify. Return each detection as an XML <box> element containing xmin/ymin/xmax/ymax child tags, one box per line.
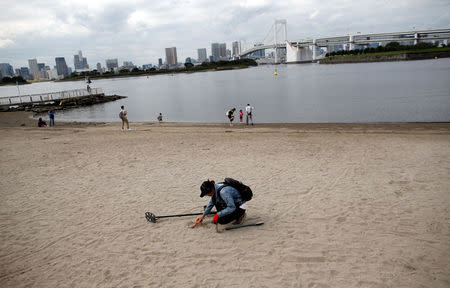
<box><xmin>0</xmin><ymin>88</ymin><xmax>104</xmax><ymax>106</ymax></box>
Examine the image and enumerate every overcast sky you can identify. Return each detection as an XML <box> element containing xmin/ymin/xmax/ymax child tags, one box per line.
<box><xmin>1</xmin><ymin>0</ymin><xmax>449</xmax><ymax>69</ymax></box>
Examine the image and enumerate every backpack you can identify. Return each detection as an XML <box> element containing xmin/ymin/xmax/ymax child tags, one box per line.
<box><xmin>119</xmin><ymin>111</ymin><xmax>124</xmax><ymax>119</ymax></box>
<box><xmin>219</xmin><ymin>177</ymin><xmax>253</xmax><ymax>202</ymax></box>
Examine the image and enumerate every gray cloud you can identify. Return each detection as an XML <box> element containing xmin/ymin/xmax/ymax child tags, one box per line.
<box><xmin>0</xmin><ymin>0</ymin><xmax>449</xmax><ymax>68</ymax></box>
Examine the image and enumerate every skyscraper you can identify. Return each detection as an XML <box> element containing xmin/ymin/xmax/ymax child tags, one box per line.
<box><xmin>211</xmin><ymin>43</ymin><xmax>220</xmax><ymax>62</ymax></box>
<box><xmin>165</xmin><ymin>47</ymin><xmax>178</xmax><ymax>66</ymax></box>
<box><xmin>55</xmin><ymin>57</ymin><xmax>69</xmax><ymax>78</ymax></box>
<box><xmin>232</xmin><ymin>41</ymin><xmax>240</xmax><ymax>57</ymax></box>
<box><xmin>158</xmin><ymin>58</ymin><xmax>163</xmax><ymax>67</ymax></box>
<box><xmin>197</xmin><ymin>48</ymin><xmax>207</xmax><ymax>63</ymax></box>
<box><xmin>74</xmin><ymin>50</ymin><xmax>88</xmax><ymax>70</ymax></box>
<box><xmin>0</xmin><ymin>63</ymin><xmax>14</xmax><ymax>77</ymax></box>
<box><xmin>18</xmin><ymin>67</ymin><xmax>31</xmax><ymax>80</ymax></box>
<box><xmin>219</xmin><ymin>43</ymin><xmax>227</xmax><ymax>59</ymax></box>
<box><xmin>106</xmin><ymin>59</ymin><xmax>119</xmax><ymax>71</ymax></box>
<box><xmin>28</xmin><ymin>59</ymin><xmax>39</xmax><ymax>79</ymax></box>
<box><xmin>96</xmin><ymin>63</ymin><xmax>102</xmax><ymax>72</ymax></box>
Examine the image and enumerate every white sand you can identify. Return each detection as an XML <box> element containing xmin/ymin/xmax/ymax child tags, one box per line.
<box><xmin>0</xmin><ymin>122</ymin><xmax>449</xmax><ymax>287</ymax></box>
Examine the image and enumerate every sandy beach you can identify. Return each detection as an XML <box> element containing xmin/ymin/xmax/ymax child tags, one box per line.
<box><xmin>0</xmin><ymin>113</ymin><xmax>449</xmax><ymax>287</ymax></box>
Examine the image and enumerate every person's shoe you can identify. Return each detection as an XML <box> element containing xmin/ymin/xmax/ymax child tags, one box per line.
<box><xmin>127</xmin><ymin>128</ymin><xmax>132</xmax><ymax>130</ymax></box>
<box><xmin>233</xmin><ymin>211</ymin><xmax>246</xmax><ymax>225</ymax></box>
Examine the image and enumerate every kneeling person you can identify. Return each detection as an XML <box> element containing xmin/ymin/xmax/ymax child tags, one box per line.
<box><xmin>196</xmin><ymin>179</ymin><xmax>246</xmax><ymax>225</ymax></box>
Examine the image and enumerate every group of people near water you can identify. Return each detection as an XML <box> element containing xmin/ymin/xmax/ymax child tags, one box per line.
<box><xmin>226</xmin><ymin>103</ymin><xmax>254</xmax><ymax>127</ymax></box>
<box><xmin>38</xmin><ymin>104</ymin><xmax>253</xmax><ymax>129</ymax></box>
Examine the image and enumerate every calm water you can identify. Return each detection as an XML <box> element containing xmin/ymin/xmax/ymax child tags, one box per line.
<box><xmin>1</xmin><ymin>59</ymin><xmax>449</xmax><ymax>123</ymax></box>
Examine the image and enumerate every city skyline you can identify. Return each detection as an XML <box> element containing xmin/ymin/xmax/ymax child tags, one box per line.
<box><xmin>1</xmin><ymin>0</ymin><xmax>449</xmax><ymax>68</ymax></box>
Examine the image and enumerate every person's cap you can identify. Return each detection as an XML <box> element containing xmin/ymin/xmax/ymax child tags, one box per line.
<box><xmin>200</xmin><ymin>181</ymin><xmax>213</xmax><ymax>197</ymax></box>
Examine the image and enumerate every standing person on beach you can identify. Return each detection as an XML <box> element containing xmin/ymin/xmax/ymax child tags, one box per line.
<box><xmin>48</xmin><ymin>109</ymin><xmax>55</xmax><ymax>126</ymax></box>
<box><xmin>226</xmin><ymin>108</ymin><xmax>236</xmax><ymax>127</ymax></box>
<box><xmin>119</xmin><ymin>105</ymin><xmax>131</xmax><ymax>131</ymax></box>
<box><xmin>239</xmin><ymin>109</ymin><xmax>243</xmax><ymax>123</ymax></box>
<box><xmin>194</xmin><ymin>179</ymin><xmax>247</xmax><ymax>226</ymax></box>
<box><xmin>157</xmin><ymin>113</ymin><xmax>163</xmax><ymax>123</ymax></box>
<box><xmin>245</xmin><ymin>104</ymin><xmax>254</xmax><ymax>125</ymax></box>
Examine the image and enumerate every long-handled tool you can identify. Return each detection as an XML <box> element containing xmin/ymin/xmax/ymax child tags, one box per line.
<box><xmin>145</xmin><ymin>211</ymin><xmax>215</xmax><ymax>223</ymax></box>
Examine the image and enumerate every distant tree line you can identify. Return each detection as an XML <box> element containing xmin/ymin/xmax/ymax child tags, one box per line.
<box><xmin>65</xmin><ymin>58</ymin><xmax>258</xmax><ymax>81</ymax></box>
<box><xmin>0</xmin><ymin>76</ymin><xmax>27</xmax><ymax>85</ymax></box>
<box><xmin>325</xmin><ymin>42</ymin><xmax>442</xmax><ymax>57</ymax></box>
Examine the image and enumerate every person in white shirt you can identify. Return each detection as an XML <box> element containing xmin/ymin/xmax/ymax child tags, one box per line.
<box><xmin>245</xmin><ymin>104</ymin><xmax>254</xmax><ymax>125</ymax></box>
<box><xmin>119</xmin><ymin>105</ymin><xmax>131</xmax><ymax>131</ymax></box>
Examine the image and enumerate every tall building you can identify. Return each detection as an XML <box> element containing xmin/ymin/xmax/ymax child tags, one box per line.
<box><xmin>165</xmin><ymin>47</ymin><xmax>178</xmax><ymax>66</ymax></box>
<box><xmin>74</xmin><ymin>50</ymin><xmax>88</xmax><ymax>70</ymax></box>
<box><xmin>106</xmin><ymin>59</ymin><xmax>119</xmax><ymax>71</ymax></box>
<box><xmin>18</xmin><ymin>67</ymin><xmax>31</xmax><ymax>80</ymax></box>
<box><xmin>96</xmin><ymin>62</ymin><xmax>102</xmax><ymax>72</ymax></box>
<box><xmin>232</xmin><ymin>41</ymin><xmax>240</xmax><ymax>57</ymax></box>
<box><xmin>55</xmin><ymin>57</ymin><xmax>69</xmax><ymax>78</ymax></box>
<box><xmin>211</xmin><ymin>43</ymin><xmax>220</xmax><ymax>61</ymax></box>
<box><xmin>219</xmin><ymin>43</ymin><xmax>227</xmax><ymax>59</ymax></box>
<box><xmin>0</xmin><ymin>63</ymin><xmax>14</xmax><ymax>77</ymax></box>
<box><xmin>158</xmin><ymin>58</ymin><xmax>163</xmax><ymax>67</ymax></box>
<box><xmin>197</xmin><ymin>48</ymin><xmax>207</xmax><ymax>63</ymax></box>
<box><xmin>142</xmin><ymin>64</ymin><xmax>152</xmax><ymax>70</ymax></box>
<box><xmin>122</xmin><ymin>61</ymin><xmax>134</xmax><ymax>70</ymax></box>
<box><xmin>28</xmin><ymin>59</ymin><xmax>39</xmax><ymax>79</ymax></box>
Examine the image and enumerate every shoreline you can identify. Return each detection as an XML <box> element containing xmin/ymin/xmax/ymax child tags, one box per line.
<box><xmin>320</xmin><ymin>50</ymin><xmax>450</xmax><ymax>64</ymax></box>
<box><xmin>1</xmin><ymin>111</ymin><xmax>449</xmax><ymax>133</ymax></box>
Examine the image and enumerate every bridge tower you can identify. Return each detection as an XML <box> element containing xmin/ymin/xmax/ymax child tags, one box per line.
<box><xmin>273</xmin><ymin>19</ymin><xmax>287</xmax><ymax>63</ymax></box>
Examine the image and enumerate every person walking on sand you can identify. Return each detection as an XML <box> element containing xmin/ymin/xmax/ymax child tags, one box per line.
<box><xmin>193</xmin><ymin>179</ymin><xmax>247</xmax><ymax>227</ymax></box>
<box><xmin>119</xmin><ymin>105</ymin><xmax>131</xmax><ymax>131</ymax></box>
<box><xmin>157</xmin><ymin>113</ymin><xmax>163</xmax><ymax>123</ymax></box>
<box><xmin>48</xmin><ymin>109</ymin><xmax>55</xmax><ymax>126</ymax></box>
<box><xmin>245</xmin><ymin>104</ymin><xmax>254</xmax><ymax>125</ymax></box>
<box><xmin>226</xmin><ymin>108</ymin><xmax>236</xmax><ymax>127</ymax></box>
<box><xmin>239</xmin><ymin>109</ymin><xmax>243</xmax><ymax>123</ymax></box>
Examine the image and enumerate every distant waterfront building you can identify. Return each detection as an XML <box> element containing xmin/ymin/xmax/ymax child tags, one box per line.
<box><xmin>106</xmin><ymin>59</ymin><xmax>119</xmax><ymax>71</ymax></box>
<box><xmin>232</xmin><ymin>41</ymin><xmax>240</xmax><ymax>57</ymax></box>
<box><xmin>211</xmin><ymin>43</ymin><xmax>220</xmax><ymax>61</ymax></box>
<box><xmin>47</xmin><ymin>68</ymin><xmax>59</xmax><ymax>80</ymax></box>
<box><xmin>185</xmin><ymin>57</ymin><xmax>192</xmax><ymax>63</ymax></box>
<box><xmin>28</xmin><ymin>59</ymin><xmax>39</xmax><ymax>79</ymax></box>
<box><xmin>158</xmin><ymin>58</ymin><xmax>163</xmax><ymax>67</ymax></box>
<box><xmin>18</xmin><ymin>67</ymin><xmax>31</xmax><ymax>80</ymax></box>
<box><xmin>0</xmin><ymin>63</ymin><xmax>14</xmax><ymax>77</ymax></box>
<box><xmin>96</xmin><ymin>62</ymin><xmax>102</xmax><ymax>72</ymax></box>
<box><xmin>165</xmin><ymin>47</ymin><xmax>178</xmax><ymax>66</ymax></box>
<box><xmin>209</xmin><ymin>55</ymin><xmax>214</xmax><ymax>62</ymax></box>
<box><xmin>142</xmin><ymin>64</ymin><xmax>153</xmax><ymax>70</ymax></box>
<box><xmin>55</xmin><ymin>57</ymin><xmax>69</xmax><ymax>78</ymax></box>
<box><xmin>74</xmin><ymin>50</ymin><xmax>88</xmax><ymax>70</ymax></box>
<box><xmin>219</xmin><ymin>43</ymin><xmax>227</xmax><ymax>60</ymax></box>
<box><xmin>197</xmin><ymin>48</ymin><xmax>207</xmax><ymax>63</ymax></box>
<box><xmin>122</xmin><ymin>61</ymin><xmax>135</xmax><ymax>70</ymax></box>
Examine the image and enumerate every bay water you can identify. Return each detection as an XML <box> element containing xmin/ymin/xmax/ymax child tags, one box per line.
<box><xmin>1</xmin><ymin>59</ymin><xmax>449</xmax><ymax>123</ymax></box>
